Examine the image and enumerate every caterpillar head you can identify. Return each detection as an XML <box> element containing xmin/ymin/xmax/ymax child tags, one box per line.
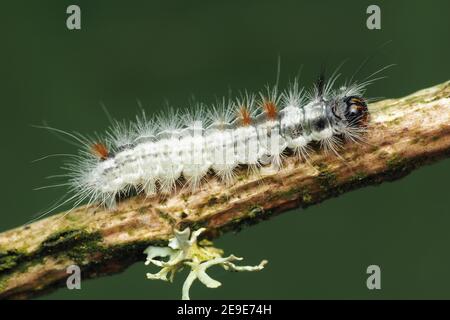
<box><xmin>343</xmin><ymin>95</ymin><xmax>369</xmax><ymax>126</ymax></box>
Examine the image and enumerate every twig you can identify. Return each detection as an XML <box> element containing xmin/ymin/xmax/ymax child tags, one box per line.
<box><xmin>0</xmin><ymin>80</ymin><xmax>449</xmax><ymax>299</ymax></box>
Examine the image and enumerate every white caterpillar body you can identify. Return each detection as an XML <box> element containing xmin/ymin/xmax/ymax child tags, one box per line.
<box><xmin>48</xmin><ymin>72</ymin><xmax>376</xmax><ymax>212</ymax></box>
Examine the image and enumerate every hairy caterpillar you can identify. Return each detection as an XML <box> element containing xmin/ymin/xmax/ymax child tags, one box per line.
<box><xmin>36</xmin><ymin>65</ymin><xmax>387</xmax><ymax>217</ymax></box>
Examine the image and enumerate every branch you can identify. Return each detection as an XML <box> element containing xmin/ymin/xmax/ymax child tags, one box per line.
<box><xmin>1</xmin><ymin>81</ymin><xmax>449</xmax><ymax>299</ymax></box>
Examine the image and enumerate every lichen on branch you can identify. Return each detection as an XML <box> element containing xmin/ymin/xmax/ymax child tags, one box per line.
<box><xmin>144</xmin><ymin>227</ymin><xmax>267</xmax><ymax>300</ymax></box>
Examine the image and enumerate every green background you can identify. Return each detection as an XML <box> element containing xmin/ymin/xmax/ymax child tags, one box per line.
<box><xmin>0</xmin><ymin>0</ymin><xmax>449</xmax><ymax>299</ymax></box>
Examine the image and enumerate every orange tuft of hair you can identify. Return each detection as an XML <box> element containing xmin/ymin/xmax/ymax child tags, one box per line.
<box><xmin>91</xmin><ymin>143</ymin><xmax>109</xmax><ymax>160</ymax></box>
<box><xmin>262</xmin><ymin>100</ymin><xmax>278</xmax><ymax>120</ymax></box>
<box><xmin>239</xmin><ymin>105</ymin><xmax>252</xmax><ymax>126</ymax></box>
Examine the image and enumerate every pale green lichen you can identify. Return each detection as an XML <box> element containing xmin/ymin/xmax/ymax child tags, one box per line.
<box><xmin>144</xmin><ymin>228</ymin><xmax>267</xmax><ymax>300</ymax></box>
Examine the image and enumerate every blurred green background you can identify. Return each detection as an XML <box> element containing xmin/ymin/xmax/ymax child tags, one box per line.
<box><xmin>0</xmin><ymin>0</ymin><xmax>449</xmax><ymax>299</ymax></box>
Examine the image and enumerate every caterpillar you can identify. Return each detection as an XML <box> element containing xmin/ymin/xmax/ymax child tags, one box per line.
<box><xmin>36</xmin><ymin>65</ymin><xmax>387</xmax><ymax>216</ymax></box>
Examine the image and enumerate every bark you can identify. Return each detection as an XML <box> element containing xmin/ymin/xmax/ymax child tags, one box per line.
<box><xmin>0</xmin><ymin>80</ymin><xmax>449</xmax><ymax>299</ymax></box>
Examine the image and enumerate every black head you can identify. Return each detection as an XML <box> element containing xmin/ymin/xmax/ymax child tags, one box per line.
<box><xmin>343</xmin><ymin>96</ymin><xmax>369</xmax><ymax>126</ymax></box>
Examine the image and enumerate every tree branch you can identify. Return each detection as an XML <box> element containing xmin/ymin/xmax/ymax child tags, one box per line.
<box><xmin>1</xmin><ymin>81</ymin><xmax>449</xmax><ymax>299</ymax></box>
